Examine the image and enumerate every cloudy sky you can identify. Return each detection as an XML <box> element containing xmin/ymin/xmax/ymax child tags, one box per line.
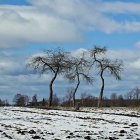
<box><xmin>0</xmin><ymin>0</ymin><xmax>140</xmax><ymax>103</ymax></box>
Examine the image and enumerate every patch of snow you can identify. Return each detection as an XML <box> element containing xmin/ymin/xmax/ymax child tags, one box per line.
<box><xmin>0</xmin><ymin>107</ymin><xmax>140</xmax><ymax>139</ymax></box>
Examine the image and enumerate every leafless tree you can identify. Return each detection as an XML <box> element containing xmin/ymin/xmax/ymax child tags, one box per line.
<box><xmin>133</xmin><ymin>87</ymin><xmax>140</xmax><ymax>100</ymax></box>
<box><xmin>64</xmin><ymin>87</ymin><xmax>74</xmax><ymax>107</ymax></box>
<box><xmin>0</xmin><ymin>98</ymin><xmax>4</xmax><ymax>106</ymax></box>
<box><xmin>65</xmin><ymin>53</ymin><xmax>93</xmax><ymax>107</ymax></box>
<box><xmin>125</xmin><ymin>87</ymin><xmax>140</xmax><ymax>100</ymax></box>
<box><xmin>90</xmin><ymin>46</ymin><xmax>123</xmax><ymax>107</ymax></box>
<box><xmin>124</xmin><ymin>90</ymin><xmax>133</xmax><ymax>100</ymax></box>
<box><xmin>80</xmin><ymin>92</ymin><xmax>95</xmax><ymax>106</ymax></box>
<box><xmin>28</xmin><ymin>48</ymin><xmax>70</xmax><ymax>107</ymax></box>
<box><xmin>81</xmin><ymin>92</ymin><xmax>87</xmax><ymax>99</ymax></box>
<box><xmin>52</xmin><ymin>94</ymin><xmax>60</xmax><ymax>106</ymax></box>
<box><xmin>41</xmin><ymin>98</ymin><xmax>46</xmax><ymax>106</ymax></box>
<box><xmin>32</xmin><ymin>94</ymin><xmax>38</xmax><ymax>106</ymax></box>
<box><xmin>110</xmin><ymin>93</ymin><xmax>118</xmax><ymax>100</ymax></box>
<box><xmin>13</xmin><ymin>94</ymin><xmax>29</xmax><ymax>106</ymax></box>
<box><xmin>110</xmin><ymin>93</ymin><xmax>118</xmax><ymax>107</ymax></box>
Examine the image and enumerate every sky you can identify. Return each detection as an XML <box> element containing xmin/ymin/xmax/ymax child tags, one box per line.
<box><xmin>0</xmin><ymin>0</ymin><xmax>140</xmax><ymax>103</ymax></box>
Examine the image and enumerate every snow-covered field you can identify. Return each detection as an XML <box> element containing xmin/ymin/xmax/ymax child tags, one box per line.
<box><xmin>0</xmin><ymin>107</ymin><xmax>140</xmax><ymax>140</ymax></box>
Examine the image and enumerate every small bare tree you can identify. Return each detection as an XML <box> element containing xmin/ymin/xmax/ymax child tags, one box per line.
<box><xmin>64</xmin><ymin>87</ymin><xmax>74</xmax><ymax>107</ymax></box>
<box><xmin>124</xmin><ymin>90</ymin><xmax>133</xmax><ymax>100</ymax></box>
<box><xmin>13</xmin><ymin>94</ymin><xmax>29</xmax><ymax>106</ymax></box>
<box><xmin>90</xmin><ymin>47</ymin><xmax>123</xmax><ymax>107</ymax></box>
<box><xmin>28</xmin><ymin>48</ymin><xmax>70</xmax><ymax>107</ymax></box>
<box><xmin>41</xmin><ymin>98</ymin><xmax>46</xmax><ymax>106</ymax></box>
<box><xmin>125</xmin><ymin>87</ymin><xmax>140</xmax><ymax>100</ymax></box>
<box><xmin>110</xmin><ymin>93</ymin><xmax>118</xmax><ymax>100</ymax></box>
<box><xmin>133</xmin><ymin>87</ymin><xmax>140</xmax><ymax>100</ymax></box>
<box><xmin>32</xmin><ymin>94</ymin><xmax>38</xmax><ymax>106</ymax></box>
<box><xmin>65</xmin><ymin>53</ymin><xmax>93</xmax><ymax>107</ymax></box>
<box><xmin>52</xmin><ymin>94</ymin><xmax>60</xmax><ymax>106</ymax></box>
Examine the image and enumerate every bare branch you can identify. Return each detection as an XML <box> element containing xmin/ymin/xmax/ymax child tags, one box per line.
<box><xmin>90</xmin><ymin>46</ymin><xmax>123</xmax><ymax>107</ymax></box>
<box><xmin>91</xmin><ymin>46</ymin><xmax>107</xmax><ymax>58</ymax></box>
<box><xmin>27</xmin><ymin>47</ymin><xmax>71</xmax><ymax>107</ymax></box>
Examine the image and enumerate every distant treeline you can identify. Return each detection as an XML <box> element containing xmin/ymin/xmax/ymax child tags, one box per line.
<box><xmin>63</xmin><ymin>87</ymin><xmax>140</xmax><ymax>107</ymax></box>
<box><xmin>0</xmin><ymin>98</ymin><xmax>9</xmax><ymax>107</ymax></box>
<box><xmin>1</xmin><ymin>87</ymin><xmax>140</xmax><ymax>108</ymax></box>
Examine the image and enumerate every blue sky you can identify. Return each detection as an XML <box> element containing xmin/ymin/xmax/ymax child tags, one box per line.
<box><xmin>0</xmin><ymin>0</ymin><xmax>140</xmax><ymax>103</ymax></box>
<box><xmin>0</xmin><ymin>0</ymin><xmax>30</xmax><ymax>5</ymax></box>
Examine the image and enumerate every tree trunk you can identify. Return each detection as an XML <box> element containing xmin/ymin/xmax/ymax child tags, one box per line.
<box><xmin>48</xmin><ymin>68</ymin><xmax>59</xmax><ymax>107</ymax></box>
<box><xmin>98</xmin><ymin>71</ymin><xmax>104</xmax><ymax>108</ymax></box>
<box><xmin>73</xmin><ymin>75</ymin><xmax>80</xmax><ymax>107</ymax></box>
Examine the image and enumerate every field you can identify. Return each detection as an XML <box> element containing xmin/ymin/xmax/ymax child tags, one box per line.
<box><xmin>0</xmin><ymin>107</ymin><xmax>140</xmax><ymax>140</ymax></box>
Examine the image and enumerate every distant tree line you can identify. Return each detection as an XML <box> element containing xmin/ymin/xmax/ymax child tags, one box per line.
<box><xmin>13</xmin><ymin>93</ymin><xmax>46</xmax><ymax>107</ymax></box>
<box><xmin>0</xmin><ymin>98</ymin><xmax>9</xmax><ymax>107</ymax></box>
<box><xmin>11</xmin><ymin>87</ymin><xmax>140</xmax><ymax>107</ymax></box>
<box><xmin>62</xmin><ymin>87</ymin><xmax>140</xmax><ymax>107</ymax></box>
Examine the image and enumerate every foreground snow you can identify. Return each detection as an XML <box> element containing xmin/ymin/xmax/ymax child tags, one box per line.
<box><xmin>0</xmin><ymin>107</ymin><xmax>140</xmax><ymax>140</ymax></box>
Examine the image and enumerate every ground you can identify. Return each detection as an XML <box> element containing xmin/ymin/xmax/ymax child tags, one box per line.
<box><xmin>0</xmin><ymin>107</ymin><xmax>140</xmax><ymax>140</ymax></box>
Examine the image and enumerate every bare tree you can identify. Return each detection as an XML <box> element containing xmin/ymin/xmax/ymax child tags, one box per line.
<box><xmin>110</xmin><ymin>93</ymin><xmax>118</xmax><ymax>100</ymax></box>
<box><xmin>125</xmin><ymin>87</ymin><xmax>140</xmax><ymax>100</ymax></box>
<box><xmin>52</xmin><ymin>94</ymin><xmax>60</xmax><ymax>106</ymax></box>
<box><xmin>90</xmin><ymin>47</ymin><xmax>123</xmax><ymax>107</ymax></box>
<box><xmin>80</xmin><ymin>92</ymin><xmax>95</xmax><ymax>106</ymax></box>
<box><xmin>124</xmin><ymin>90</ymin><xmax>133</xmax><ymax>100</ymax></box>
<box><xmin>41</xmin><ymin>98</ymin><xmax>46</xmax><ymax>106</ymax></box>
<box><xmin>81</xmin><ymin>92</ymin><xmax>88</xmax><ymax>105</ymax></box>
<box><xmin>133</xmin><ymin>87</ymin><xmax>140</xmax><ymax>100</ymax></box>
<box><xmin>110</xmin><ymin>93</ymin><xmax>118</xmax><ymax>107</ymax></box>
<box><xmin>28</xmin><ymin>48</ymin><xmax>70</xmax><ymax>107</ymax></box>
<box><xmin>32</xmin><ymin>94</ymin><xmax>38</xmax><ymax>106</ymax></box>
<box><xmin>64</xmin><ymin>87</ymin><xmax>74</xmax><ymax>107</ymax></box>
<box><xmin>65</xmin><ymin>53</ymin><xmax>93</xmax><ymax>107</ymax></box>
<box><xmin>13</xmin><ymin>94</ymin><xmax>29</xmax><ymax>106</ymax></box>
<box><xmin>0</xmin><ymin>98</ymin><xmax>3</xmax><ymax>106</ymax></box>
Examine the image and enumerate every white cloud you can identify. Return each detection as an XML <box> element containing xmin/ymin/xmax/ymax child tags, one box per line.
<box><xmin>0</xmin><ymin>0</ymin><xmax>140</xmax><ymax>48</ymax></box>
<box><xmin>134</xmin><ymin>41</ymin><xmax>140</xmax><ymax>48</ymax></box>
<box><xmin>99</xmin><ymin>1</ymin><xmax>140</xmax><ymax>15</ymax></box>
<box><xmin>0</xmin><ymin>7</ymin><xmax>82</xmax><ymax>47</ymax></box>
<box><xmin>0</xmin><ymin>59</ymin><xmax>20</xmax><ymax>74</ymax></box>
<box><xmin>129</xmin><ymin>59</ymin><xmax>140</xmax><ymax>69</ymax></box>
<box><xmin>71</xmin><ymin>48</ymin><xmax>88</xmax><ymax>58</ymax></box>
<box><xmin>27</xmin><ymin>0</ymin><xmax>140</xmax><ymax>33</ymax></box>
<box><xmin>122</xmin><ymin>22</ymin><xmax>140</xmax><ymax>32</ymax></box>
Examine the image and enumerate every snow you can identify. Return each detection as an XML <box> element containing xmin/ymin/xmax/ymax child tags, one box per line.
<box><xmin>0</xmin><ymin>107</ymin><xmax>140</xmax><ymax>140</ymax></box>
